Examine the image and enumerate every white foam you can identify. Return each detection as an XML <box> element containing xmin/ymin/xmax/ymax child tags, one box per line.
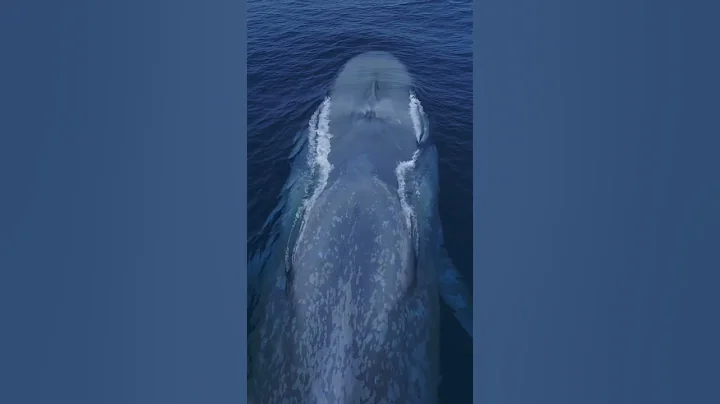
<box><xmin>287</xmin><ymin>98</ymin><xmax>333</xmax><ymax>266</ymax></box>
<box><xmin>304</xmin><ymin>97</ymin><xmax>334</xmax><ymax>214</ymax></box>
<box><xmin>395</xmin><ymin>150</ymin><xmax>420</xmax><ymax>232</ymax></box>
<box><xmin>395</xmin><ymin>92</ymin><xmax>427</xmax><ymax>248</ymax></box>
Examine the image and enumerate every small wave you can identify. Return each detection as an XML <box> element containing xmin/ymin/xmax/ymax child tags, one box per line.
<box><xmin>409</xmin><ymin>91</ymin><xmax>426</xmax><ymax>143</ymax></box>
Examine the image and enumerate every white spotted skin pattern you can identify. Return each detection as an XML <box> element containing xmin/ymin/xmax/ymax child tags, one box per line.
<box><xmin>248</xmin><ymin>173</ymin><xmax>440</xmax><ymax>404</ymax></box>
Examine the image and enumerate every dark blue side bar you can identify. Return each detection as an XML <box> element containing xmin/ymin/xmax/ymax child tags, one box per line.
<box><xmin>475</xmin><ymin>1</ymin><xmax>720</xmax><ymax>403</ymax></box>
<box><xmin>0</xmin><ymin>1</ymin><xmax>247</xmax><ymax>403</ymax></box>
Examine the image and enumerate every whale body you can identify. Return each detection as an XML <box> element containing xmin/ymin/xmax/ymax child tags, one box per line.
<box><xmin>248</xmin><ymin>51</ymin><xmax>472</xmax><ymax>404</ymax></box>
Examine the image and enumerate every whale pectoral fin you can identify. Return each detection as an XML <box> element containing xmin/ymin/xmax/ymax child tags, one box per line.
<box><xmin>438</xmin><ymin>247</ymin><xmax>473</xmax><ymax>337</ymax></box>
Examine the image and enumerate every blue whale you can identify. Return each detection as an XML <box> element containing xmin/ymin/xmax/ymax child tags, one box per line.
<box><xmin>248</xmin><ymin>51</ymin><xmax>472</xmax><ymax>404</ymax></box>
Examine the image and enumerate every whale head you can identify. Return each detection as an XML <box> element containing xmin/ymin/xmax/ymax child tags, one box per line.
<box><xmin>326</xmin><ymin>51</ymin><xmax>425</xmax><ymax>187</ymax></box>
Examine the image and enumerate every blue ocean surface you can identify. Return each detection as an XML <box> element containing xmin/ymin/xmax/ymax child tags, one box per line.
<box><xmin>247</xmin><ymin>1</ymin><xmax>473</xmax><ymax>401</ymax></box>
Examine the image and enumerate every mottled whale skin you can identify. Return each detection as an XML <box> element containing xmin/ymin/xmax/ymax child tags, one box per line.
<box><xmin>248</xmin><ymin>51</ymin><xmax>471</xmax><ymax>404</ymax></box>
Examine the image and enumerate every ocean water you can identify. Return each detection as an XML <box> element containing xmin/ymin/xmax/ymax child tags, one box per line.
<box><xmin>247</xmin><ymin>0</ymin><xmax>473</xmax><ymax>401</ymax></box>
